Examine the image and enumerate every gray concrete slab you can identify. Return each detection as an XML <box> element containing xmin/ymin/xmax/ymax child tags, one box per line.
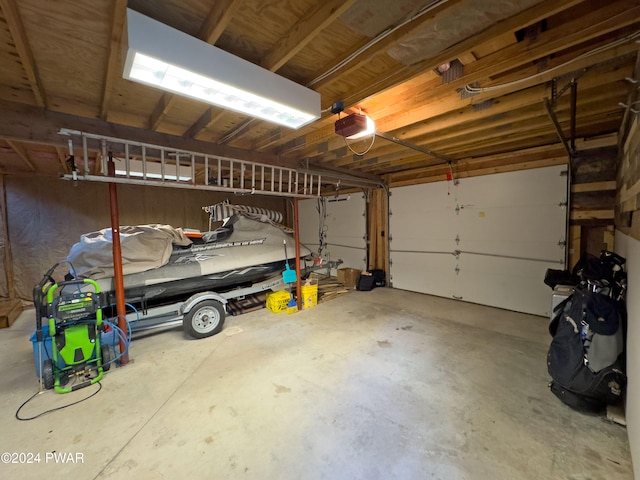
<box><xmin>0</xmin><ymin>288</ymin><xmax>633</xmax><ymax>479</ymax></box>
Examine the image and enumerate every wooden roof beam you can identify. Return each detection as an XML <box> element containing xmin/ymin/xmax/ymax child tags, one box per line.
<box><xmin>199</xmin><ymin>0</ymin><xmax>244</xmax><ymax>44</ymax></box>
<box><xmin>99</xmin><ymin>0</ymin><xmax>127</xmax><ymax>121</ymax></box>
<box><xmin>149</xmin><ymin>92</ymin><xmax>179</xmax><ymax>131</ymax></box>
<box><xmin>261</xmin><ymin>0</ymin><xmax>359</xmax><ymax>72</ymax></box>
<box><xmin>183</xmin><ymin>107</ymin><xmax>224</xmax><ymax>139</ymax></box>
<box><xmin>281</xmin><ymin>55</ymin><xmax>631</xmax><ymax>166</ymax></box>
<box><xmin>6</xmin><ymin>140</ymin><xmax>36</xmax><ymax>171</ymax></box>
<box><xmin>216</xmin><ymin>0</ymin><xmax>359</xmax><ymax>146</ymax></box>
<box><xmin>148</xmin><ymin>0</ymin><xmax>243</xmax><ymax>132</ymax></box>
<box><xmin>372</xmin><ymin>9</ymin><xmax>640</xmax><ymax>133</ymax></box>
<box><xmin>253</xmin><ymin>0</ymin><xmax>586</xmax><ymax>152</ymax></box>
<box><xmin>54</xmin><ymin>146</ymin><xmax>69</xmax><ymax>173</ymax></box>
<box><xmin>0</xmin><ymin>0</ymin><xmax>46</xmax><ymax>107</ymax></box>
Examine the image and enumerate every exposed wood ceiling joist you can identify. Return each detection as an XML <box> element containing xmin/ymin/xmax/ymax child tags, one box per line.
<box><xmin>0</xmin><ymin>0</ymin><xmax>637</xmax><ymax>189</ymax></box>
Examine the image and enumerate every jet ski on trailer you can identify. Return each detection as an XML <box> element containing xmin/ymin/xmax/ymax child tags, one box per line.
<box><xmin>50</xmin><ymin>206</ymin><xmax>313</xmax><ymax>338</ymax></box>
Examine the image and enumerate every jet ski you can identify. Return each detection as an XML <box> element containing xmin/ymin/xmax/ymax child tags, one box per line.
<box><xmin>66</xmin><ymin>212</ymin><xmax>312</xmax><ymax>310</ymax></box>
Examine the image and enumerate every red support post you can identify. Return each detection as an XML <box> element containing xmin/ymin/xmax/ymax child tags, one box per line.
<box><xmin>107</xmin><ymin>154</ymin><xmax>129</xmax><ymax>364</ymax></box>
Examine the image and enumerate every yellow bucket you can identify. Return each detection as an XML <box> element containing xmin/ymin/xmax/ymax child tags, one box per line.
<box><xmin>301</xmin><ymin>284</ymin><xmax>318</xmax><ymax>309</ymax></box>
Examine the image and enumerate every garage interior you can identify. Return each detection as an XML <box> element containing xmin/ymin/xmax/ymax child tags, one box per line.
<box><xmin>0</xmin><ymin>0</ymin><xmax>639</xmax><ymax>478</ymax></box>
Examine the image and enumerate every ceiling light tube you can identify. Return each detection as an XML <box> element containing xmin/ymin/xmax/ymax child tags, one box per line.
<box><xmin>123</xmin><ymin>9</ymin><xmax>320</xmax><ymax>129</ymax></box>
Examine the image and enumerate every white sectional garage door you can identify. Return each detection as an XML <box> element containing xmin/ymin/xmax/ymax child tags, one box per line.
<box><xmin>299</xmin><ymin>194</ymin><xmax>367</xmax><ymax>273</ymax></box>
<box><xmin>389</xmin><ymin>166</ymin><xmax>567</xmax><ymax>316</ymax></box>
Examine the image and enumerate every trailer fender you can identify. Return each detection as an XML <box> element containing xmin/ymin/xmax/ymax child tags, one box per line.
<box><xmin>181</xmin><ymin>292</ymin><xmax>228</xmax><ymax>315</ymax></box>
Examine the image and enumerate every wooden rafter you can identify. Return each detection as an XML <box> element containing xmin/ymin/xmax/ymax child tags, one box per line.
<box><xmin>0</xmin><ymin>0</ymin><xmax>46</xmax><ymax>107</ymax></box>
<box><xmin>6</xmin><ymin>140</ymin><xmax>36</xmax><ymax>171</ymax></box>
<box><xmin>0</xmin><ymin>100</ymin><xmax>291</xmax><ymax>167</ymax></box>
<box><xmin>280</xmin><ymin>50</ymin><xmax>631</xmax><ymax>165</ymax></box>
<box><xmin>198</xmin><ymin>0</ymin><xmax>244</xmax><ymax>44</ymax></box>
<box><xmin>213</xmin><ymin>0</ymin><xmax>359</xmax><ymax>145</ymax></box>
<box><xmin>100</xmin><ymin>0</ymin><xmax>127</xmax><ymax>121</ymax></box>
<box><xmin>252</xmin><ymin>0</ymin><xmax>590</xmax><ymax>152</ymax></box>
<box><xmin>147</xmin><ymin>0</ymin><xmax>243</xmax><ymax>133</ymax></box>
<box><xmin>306</xmin><ymin>0</ymin><xmax>466</xmax><ymax>89</ymax></box>
<box><xmin>186</xmin><ymin>0</ymin><xmax>355</xmax><ymax>141</ymax></box>
<box><xmin>261</xmin><ymin>0</ymin><xmax>359</xmax><ymax>72</ymax></box>
<box><xmin>183</xmin><ymin>108</ymin><xmax>227</xmax><ymax>140</ymax></box>
<box><xmin>54</xmin><ymin>146</ymin><xmax>69</xmax><ymax>173</ymax></box>
<box><xmin>149</xmin><ymin>93</ymin><xmax>179</xmax><ymax>131</ymax></box>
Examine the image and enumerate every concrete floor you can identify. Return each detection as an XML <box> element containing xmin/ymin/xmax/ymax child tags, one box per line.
<box><xmin>0</xmin><ymin>287</ymin><xmax>633</xmax><ymax>479</ymax></box>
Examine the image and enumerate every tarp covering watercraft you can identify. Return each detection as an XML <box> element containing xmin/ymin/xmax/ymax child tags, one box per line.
<box><xmin>65</xmin><ymin>212</ymin><xmax>311</xmax><ymax>302</ymax></box>
<box><xmin>67</xmin><ymin>224</ymin><xmax>192</xmax><ymax>279</ymax></box>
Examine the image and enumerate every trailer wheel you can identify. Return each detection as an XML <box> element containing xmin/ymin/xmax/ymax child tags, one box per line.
<box><xmin>43</xmin><ymin>359</ymin><xmax>54</xmax><ymax>390</ymax></box>
<box><xmin>183</xmin><ymin>300</ymin><xmax>225</xmax><ymax>339</ymax></box>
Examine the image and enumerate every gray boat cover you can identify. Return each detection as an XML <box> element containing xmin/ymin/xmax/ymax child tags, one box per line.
<box><xmin>67</xmin><ymin>224</ymin><xmax>192</xmax><ymax>279</ymax></box>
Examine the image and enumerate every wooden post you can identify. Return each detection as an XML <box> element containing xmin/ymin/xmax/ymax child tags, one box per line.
<box><xmin>0</xmin><ymin>175</ymin><xmax>15</xmax><ymax>300</ymax></box>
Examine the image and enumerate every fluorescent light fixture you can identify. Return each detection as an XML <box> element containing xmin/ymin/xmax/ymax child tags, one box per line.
<box><xmin>123</xmin><ymin>9</ymin><xmax>321</xmax><ymax>129</ymax></box>
<box><xmin>113</xmin><ymin>158</ymin><xmax>192</xmax><ymax>182</ymax></box>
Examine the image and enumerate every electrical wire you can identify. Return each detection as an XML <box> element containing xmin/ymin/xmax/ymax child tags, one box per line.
<box><xmin>308</xmin><ymin>0</ymin><xmax>449</xmax><ymax>87</ymax></box>
<box><xmin>342</xmin><ymin>133</ymin><xmax>376</xmax><ymax>156</ymax></box>
<box><xmin>463</xmin><ymin>29</ymin><xmax>640</xmax><ymax>95</ymax></box>
<box><xmin>316</xmin><ymin>197</ymin><xmax>328</xmax><ymax>260</ymax></box>
<box><xmin>15</xmin><ymin>382</ymin><xmax>102</xmax><ymax>421</ymax></box>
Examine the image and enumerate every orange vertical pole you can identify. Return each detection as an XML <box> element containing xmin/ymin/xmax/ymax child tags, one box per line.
<box><xmin>107</xmin><ymin>153</ymin><xmax>129</xmax><ymax>364</ymax></box>
<box><xmin>293</xmin><ymin>197</ymin><xmax>302</xmax><ymax>310</ymax></box>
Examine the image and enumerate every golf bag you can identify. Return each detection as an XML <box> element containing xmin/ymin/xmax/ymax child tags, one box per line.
<box><xmin>546</xmin><ymin>251</ymin><xmax>627</xmax><ymax>412</ymax></box>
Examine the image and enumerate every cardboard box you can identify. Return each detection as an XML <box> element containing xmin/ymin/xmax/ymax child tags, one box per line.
<box><xmin>337</xmin><ymin>268</ymin><xmax>362</xmax><ymax>289</ymax></box>
<box><xmin>0</xmin><ymin>299</ymin><xmax>22</xmax><ymax>329</ymax></box>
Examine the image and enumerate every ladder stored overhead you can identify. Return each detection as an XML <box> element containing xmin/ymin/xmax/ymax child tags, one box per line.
<box><xmin>58</xmin><ymin>129</ymin><xmax>325</xmax><ymax>198</ymax></box>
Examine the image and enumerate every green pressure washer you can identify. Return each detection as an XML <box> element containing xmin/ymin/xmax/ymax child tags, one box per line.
<box><xmin>42</xmin><ymin>278</ymin><xmax>111</xmax><ymax>393</ymax></box>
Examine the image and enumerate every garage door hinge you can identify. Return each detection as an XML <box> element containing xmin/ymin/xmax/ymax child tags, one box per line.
<box><xmin>455</xmin><ymin>234</ymin><xmax>460</xmax><ymax>245</ymax></box>
<box><xmin>455</xmin><ymin>265</ymin><xmax>460</xmax><ymax>275</ymax></box>
<box><xmin>558</xmin><ymin>239</ymin><xmax>567</xmax><ymax>247</ymax></box>
<box><xmin>558</xmin><ymin>200</ymin><xmax>568</xmax><ymax>208</ymax></box>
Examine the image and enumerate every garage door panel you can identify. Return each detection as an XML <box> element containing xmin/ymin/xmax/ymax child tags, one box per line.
<box><xmin>390</xmin><ymin>165</ymin><xmax>567</xmax><ymax>316</ymax></box>
<box><xmin>391</xmin><ymin>234</ymin><xmax>453</xmax><ymax>253</ymax></box>
<box><xmin>458</xmin><ymin>204</ymin><xmax>565</xmax><ymax>246</ymax></box>
<box><xmin>391</xmin><ymin>252</ymin><xmax>456</xmax><ymax>298</ymax></box>
<box><xmin>391</xmin><ymin>186</ymin><xmax>457</xmax><ymax>252</ymax></box>
<box><xmin>456</xmin><ymin>167</ymin><xmax>567</xmax><ymax>207</ymax></box>
<box><xmin>455</xmin><ymin>254</ymin><xmax>559</xmax><ymax>316</ymax></box>
<box><xmin>299</xmin><ymin>195</ymin><xmax>367</xmax><ymax>273</ymax></box>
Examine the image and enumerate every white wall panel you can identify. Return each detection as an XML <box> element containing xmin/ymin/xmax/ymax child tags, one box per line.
<box><xmin>390</xmin><ymin>166</ymin><xmax>567</xmax><ymax>316</ymax></box>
